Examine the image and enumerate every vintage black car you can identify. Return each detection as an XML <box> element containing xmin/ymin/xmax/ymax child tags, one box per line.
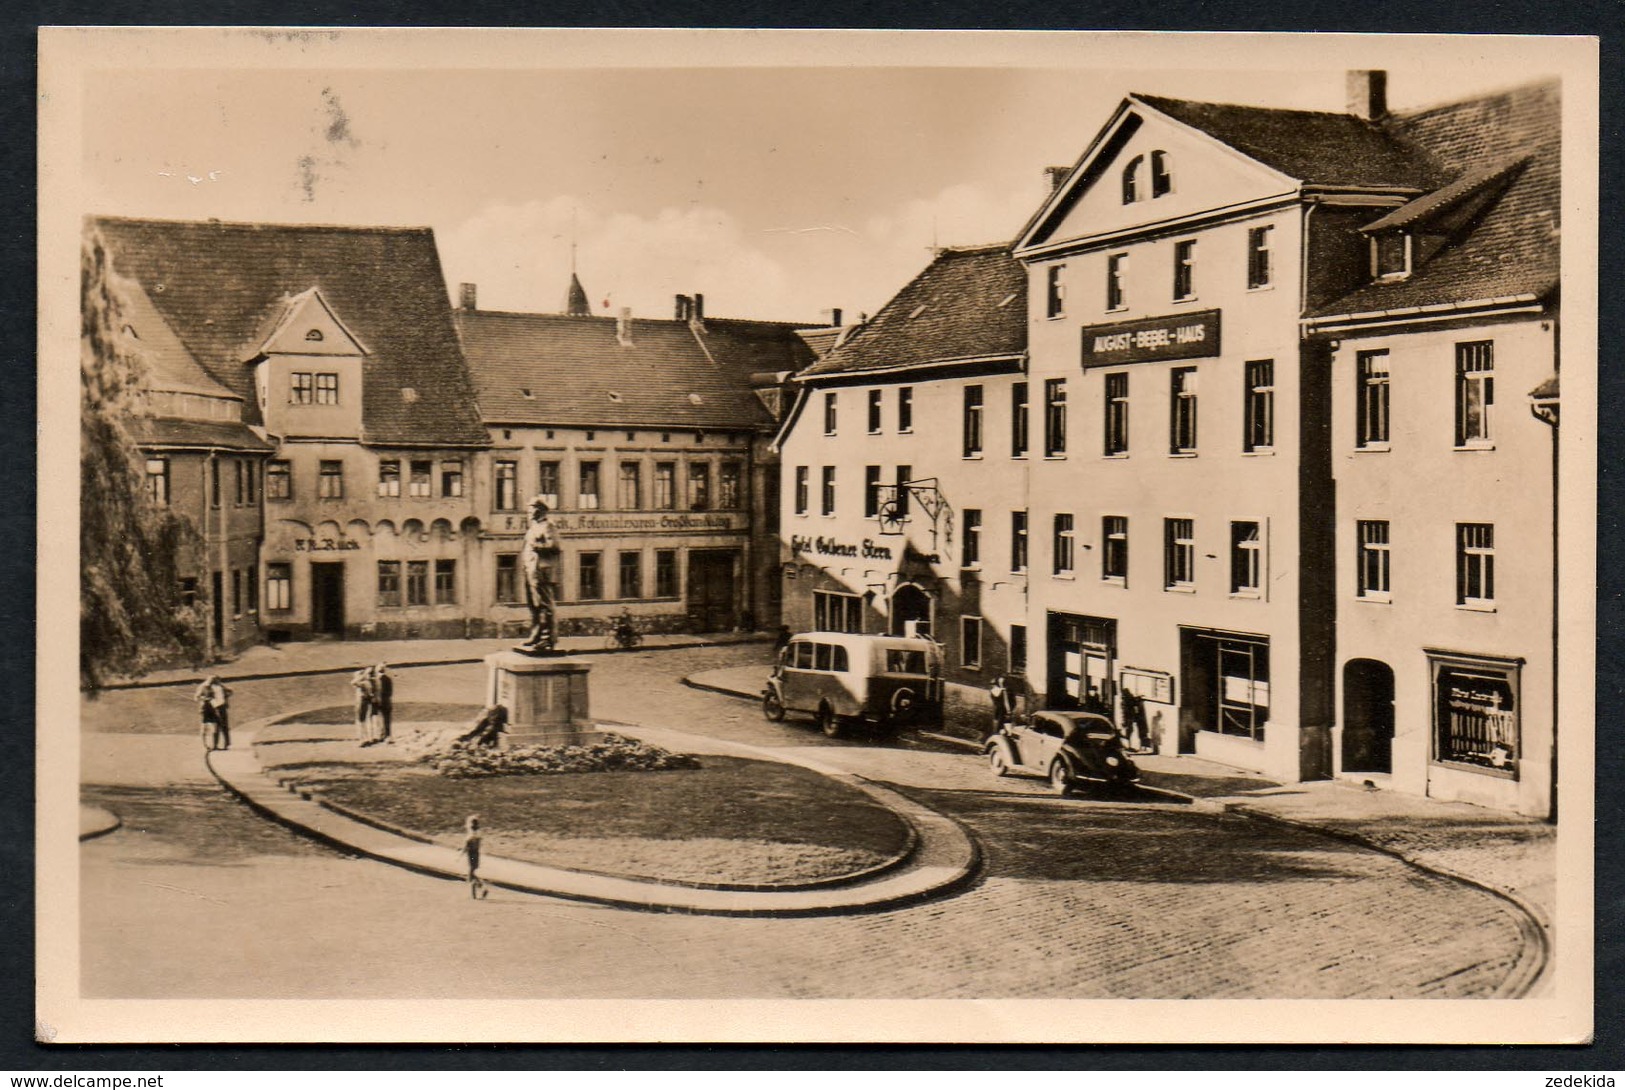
<box><xmin>985</xmin><ymin>710</ymin><xmax>1140</xmax><ymax>794</ymax></box>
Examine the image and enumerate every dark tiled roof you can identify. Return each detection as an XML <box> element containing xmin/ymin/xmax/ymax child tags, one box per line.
<box><xmin>1359</xmin><ymin>157</ymin><xmax>1528</xmax><ymax>234</ymax></box>
<box><xmin>1134</xmin><ymin>93</ymin><xmax>1445</xmax><ymax>190</ymax></box>
<box><xmin>117</xmin><ymin>278</ymin><xmax>237</xmax><ymax>399</ymax></box>
<box><xmin>91</xmin><ymin>217</ymin><xmax>490</xmax><ymax>447</ymax></box>
<box><xmin>800</xmin><ymin>245</ymin><xmax>1026</xmax><ymax>378</ymax></box>
<box><xmin>130</xmin><ymin>416</ymin><xmax>275</xmax><ymax>452</ymax></box>
<box><xmin>455</xmin><ymin>311</ymin><xmax>785</xmax><ymax>430</ymax></box>
<box><xmin>697</xmin><ymin>317</ymin><xmax>817</xmax><ymax>382</ymax></box>
<box><xmin>796</xmin><ymin>327</ymin><xmax>844</xmax><ymax>359</ymax></box>
<box><xmin>1313</xmin><ymin>81</ymin><xmax>1560</xmax><ymax>316</ymax></box>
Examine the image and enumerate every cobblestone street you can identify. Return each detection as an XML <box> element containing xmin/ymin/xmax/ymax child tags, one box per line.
<box><xmin>80</xmin><ymin>643</ymin><xmax>1539</xmax><ymax>999</ymax></box>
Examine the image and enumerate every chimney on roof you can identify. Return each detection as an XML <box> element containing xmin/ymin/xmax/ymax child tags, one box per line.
<box><xmin>1045</xmin><ymin>166</ymin><xmax>1071</xmax><ymax>193</ymax></box>
<box><xmin>689</xmin><ymin>293</ymin><xmax>706</xmax><ymax>333</ymax></box>
<box><xmin>675</xmin><ymin>294</ymin><xmax>691</xmax><ymax>320</ymax></box>
<box><xmin>830</xmin><ymin>307</ymin><xmax>843</xmax><ymax>328</ymax></box>
<box><xmin>616</xmin><ymin>307</ymin><xmax>634</xmax><ymax>347</ymax></box>
<box><xmin>1347</xmin><ymin>70</ymin><xmax>1388</xmax><ymax>121</ymax></box>
<box><xmin>458</xmin><ymin>283</ymin><xmax>477</xmax><ymax>311</ymax></box>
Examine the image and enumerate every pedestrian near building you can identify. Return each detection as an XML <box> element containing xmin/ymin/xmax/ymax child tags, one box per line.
<box><xmin>194</xmin><ymin>675</ymin><xmax>232</xmax><ymax>751</ymax></box>
<box><xmin>988</xmin><ymin>674</ymin><xmax>1013</xmax><ymax>739</ymax></box>
<box><xmin>463</xmin><ymin>814</ymin><xmax>488</xmax><ymax>900</ymax></box>
<box><xmin>373</xmin><ymin>664</ymin><xmax>394</xmax><ymax>744</ymax></box>
<box><xmin>352</xmin><ymin>666</ymin><xmax>376</xmax><ymax>745</ymax></box>
<box><xmin>774</xmin><ymin>624</ymin><xmax>792</xmax><ymax>656</ymax></box>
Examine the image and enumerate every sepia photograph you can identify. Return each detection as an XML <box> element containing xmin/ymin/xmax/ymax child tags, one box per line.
<box><xmin>37</xmin><ymin>28</ymin><xmax>1597</xmax><ymax>1044</ymax></box>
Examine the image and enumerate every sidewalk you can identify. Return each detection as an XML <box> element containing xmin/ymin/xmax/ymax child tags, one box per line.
<box><xmin>101</xmin><ymin>631</ymin><xmax>771</xmax><ymax>691</ymax></box>
<box><xmin>685</xmin><ymin>664</ymin><xmax>1558</xmax><ymax>939</ymax></box>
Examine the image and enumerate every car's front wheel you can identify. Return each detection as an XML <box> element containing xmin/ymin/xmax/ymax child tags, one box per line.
<box><xmin>989</xmin><ymin>746</ymin><xmax>1011</xmax><ymax>777</ymax></box>
<box><xmin>762</xmin><ymin>690</ymin><xmax>786</xmax><ymax>722</ymax></box>
<box><xmin>1049</xmin><ymin>759</ymin><xmax>1072</xmax><ymax>796</ymax></box>
<box><xmin>818</xmin><ymin>703</ymin><xmax>845</xmax><ymax>739</ymax></box>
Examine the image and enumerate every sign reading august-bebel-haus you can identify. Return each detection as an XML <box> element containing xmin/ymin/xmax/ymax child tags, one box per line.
<box><xmin>1080</xmin><ymin>309</ymin><xmax>1221</xmax><ymax>368</ymax></box>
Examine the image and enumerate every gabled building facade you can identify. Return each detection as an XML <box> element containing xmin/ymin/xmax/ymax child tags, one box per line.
<box><xmin>776</xmin><ymin>244</ymin><xmax>1030</xmax><ymax>727</ymax></box>
<box><xmin>456</xmin><ymin>288</ymin><xmax>813</xmax><ymax>637</ymax></box>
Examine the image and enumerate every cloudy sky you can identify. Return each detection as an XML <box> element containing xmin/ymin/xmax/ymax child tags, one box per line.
<box><xmin>74</xmin><ymin>32</ymin><xmax>1554</xmax><ymax>324</ymax></box>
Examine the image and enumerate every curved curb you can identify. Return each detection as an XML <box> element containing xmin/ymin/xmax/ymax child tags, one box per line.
<box><xmin>1209</xmin><ymin>800</ymin><xmax>1550</xmax><ymax>999</ymax></box>
<box><xmin>208</xmin><ymin>712</ymin><xmax>981</xmax><ymax>918</ymax></box>
<box><xmin>79</xmin><ymin>804</ymin><xmax>122</xmax><ymax>842</ymax></box>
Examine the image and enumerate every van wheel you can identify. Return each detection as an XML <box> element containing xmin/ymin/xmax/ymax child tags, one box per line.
<box><xmin>818</xmin><ymin>704</ymin><xmax>844</xmax><ymax>739</ymax></box>
<box><xmin>762</xmin><ymin>691</ymin><xmax>786</xmax><ymax>722</ymax></box>
<box><xmin>1049</xmin><ymin>760</ymin><xmax>1072</xmax><ymax>796</ymax></box>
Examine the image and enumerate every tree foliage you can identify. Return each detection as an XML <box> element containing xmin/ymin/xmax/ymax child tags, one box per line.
<box><xmin>80</xmin><ymin>228</ymin><xmax>203</xmax><ymax>690</ymax></box>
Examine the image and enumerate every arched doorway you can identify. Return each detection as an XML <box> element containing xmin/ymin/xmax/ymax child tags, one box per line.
<box><xmin>1342</xmin><ymin>658</ymin><xmax>1395</xmax><ymax>774</ymax></box>
<box><xmin>889</xmin><ymin>584</ymin><xmax>933</xmax><ymax>637</ymax></box>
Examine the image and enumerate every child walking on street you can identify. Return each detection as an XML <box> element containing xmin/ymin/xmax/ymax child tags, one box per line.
<box><xmin>463</xmin><ymin>814</ymin><xmax>488</xmax><ymax>900</ymax></box>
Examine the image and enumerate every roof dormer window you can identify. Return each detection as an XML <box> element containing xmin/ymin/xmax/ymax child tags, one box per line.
<box><xmin>1372</xmin><ymin>231</ymin><xmax>1412</xmax><ymax>281</ymax></box>
<box><xmin>305</xmin><ymin>328</ymin><xmax>324</xmax><ymax>341</ymax></box>
<box><xmin>1150</xmin><ymin>150</ymin><xmax>1172</xmax><ymax>197</ymax></box>
<box><xmin>1122</xmin><ymin>155</ymin><xmax>1143</xmax><ymax>204</ymax></box>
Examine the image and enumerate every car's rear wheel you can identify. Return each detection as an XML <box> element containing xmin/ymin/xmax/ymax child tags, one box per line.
<box><xmin>818</xmin><ymin>703</ymin><xmax>844</xmax><ymax>738</ymax></box>
<box><xmin>989</xmin><ymin>747</ymin><xmax>1011</xmax><ymax>777</ymax></box>
<box><xmin>762</xmin><ymin>691</ymin><xmax>786</xmax><ymax>722</ymax></box>
<box><xmin>1049</xmin><ymin>759</ymin><xmax>1072</xmax><ymax>795</ymax></box>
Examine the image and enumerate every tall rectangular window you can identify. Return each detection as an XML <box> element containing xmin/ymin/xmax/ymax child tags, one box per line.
<box><xmin>893</xmin><ymin>465</ymin><xmax>911</xmax><ymax>517</ymax></box>
<box><xmin>1455</xmin><ymin>341</ymin><xmax>1494</xmax><ymax>446</ymax></box>
<box><xmin>898</xmin><ymin>387</ymin><xmax>914</xmax><ymax>432</ymax></box>
<box><xmin>960</xmin><ymin>616</ymin><xmax>983</xmax><ymax>669</ymax></box>
<box><xmin>409</xmin><ymin>460</ymin><xmax>432</xmax><ymax>498</ymax></box>
<box><xmin>1230</xmin><ymin>521</ymin><xmax>1262</xmax><ymax>595</ymax></box>
<box><xmin>1011</xmin><ymin>382</ymin><xmax>1030</xmax><ymax>457</ymax></box>
<box><xmin>434</xmin><ymin>558</ymin><xmax>457</xmax><ymax>604</ymax></box>
<box><xmin>406</xmin><ymin>560</ymin><xmax>430</xmax><ymax>606</ymax></box>
<box><xmin>687</xmin><ymin>462</ymin><xmax>711</xmax><ymax>510</ymax></box>
<box><xmin>1247</xmin><ymin>225</ymin><xmax>1273</xmax><ymax>289</ymax></box>
<box><xmin>578</xmin><ymin>552</ymin><xmax>603</xmax><ymax>601</ymax></box>
<box><xmin>244</xmin><ymin>460</ymin><xmax>258</xmax><ymax>504</ymax></box>
<box><xmin>1011</xmin><ymin>511</ymin><xmax>1028</xmax><ymax>572</ymax></box>
<box><xmin>1173</xmin><ymin>239</ymin><xmax>1197</xmax><ymax>300</ymax></box>
<box><xmin>210</xmin><ymin>458</ymin><xmax>221</xmax><ymax>508</ymax></box>
<box><xmin>618</xmin><ymin>461</ymin><xmax>642</xmax><ymax>509</ymax></box>
<box><xmin>1356</xmin><ymin>350</ymin><xmax>1391</xmax><ymax>447</ymax></box>
<box><xmin>267</xmin><ymin>562</ymin><xmax>292</xmax><ymax>611</ymax></box>
<box><xmin>1457</xmin><ymin>523</ymin><xmax>1495</xmax><ymax>607</ymax></box>
<box><xmin>1010</xmin><ymin>624</ymin><xmax>1028</xmax><ymax>672</ymax></box>
<box><xmin>231</xmin><ymin>569</ymin><xmax>242</xmax><ymax>618</ymax></box>
<box><xmin>495</xmin><ymin>554</ymin><xmax>519</xmax><ymax>603</ymax></box>
<box><xmin>655</xmin><ymin>463</ymin><xmax>676</xmax><ymax>510</ymax></box>
<box><xmin>864</xmin><ymin>465</ymin><xmax>882</xmax><ymax>518</ymax></box>
<box><xmin>821</xmin><ymin>467</ymin><xmax>836</xmax><ymax>515</ymax></box>
<box><xmin>1044</xmin><ymin>379</ymin><xmax>1067</xmax><ymax>456</ymax></box>
<box><xmin>441</xmin><ymin>460</ymin><xmax>464</xmax><ymax>498</ymax></box>
<box><xmin>1244</xmin><ymin>359</ymin><xmax>1274</xmax><ymax>452</ymax></box>
<box><xmin>377</xmin><ymin>560</ymin><xmax>402</xmax><ymax>607</ymax></box>
<box><xmin>1103</xmin><ymin>515</ymin><xmax>1128</xmax><ymax>582</ymax></box>
<box><xmin>493</xmin><ymin>460</ymin><xmax>517</xmax><ymax>510</ymax></box>
<box><xmin>655</xmin><ymin>550</ymin><xmax>679</xmax><ymax>597</ymax></box>
<box><xmin>1053</xmin><ymin>513</ymin><xmax>1075</xmax><ymax>575</ymax></box>
<box><xmin>794</xmin><ymin>466</ymin><xmax>809</xmax><ymax>515</ymax></box>
<box><xmin>823</xmin><ymin>391</ymin><xmax>838</xmax><ymax>435</ymax></box>
<box><xmin>867</xmin><ymin>389</ymin><xmax>883</xmax><ymax>433</ymax></box>
<box><xmin>962</xmin><ymin>508</ymin><xmax>981</xmax><ymax>568</ymax></box>
<box><xmin>290</xmin><ymin>372</ymin><xmax>313</xmax><ymax>404</ymax></box>
<box><xmin>618</xmin><ymin>550</ymin><xmax>642</xmax><ymax>599</ymax></box>
<box><xmin>1170</xmin><ymin>367</ymin><xmax>1198</xmax><ymax>454</ymax></box>
<box><xmin>233</xmin><ymin>460</ymin><xmax>246</xmax><ymax>506</ymax></box>
<box><xmin>266</xmin><ymin>460</ymin><xmax>291</xmax><ymax>500</ymax></box>
<box><xmin>719</xmin><ymin>462</ymin><xmax>742</xmax><ymax>509</ymax></box>
<box><xmin>1106</xmin><ymin>253</ymin><xmax>1127</xmax><ymax>310</ymax></box>
<box><xmin>578</xmin><ymin>461</ymin><xmax>602</xmax><ymax>510</ymax></box>
<box><xmin>314</xmin><ymin>373</ymin><xmax>339</xmax><ymax>405</ymax></box>
<box><xmin>145</xmin><ymin>457</ymin><xmax>170</xmax><ymax>506</ymax></box>
<box><xmin>1104</xmin><ymin>371</ymin><xmax>1129</xmax><ymax>455</ymax></box>
<box><xmin>1164</xmin><ymin>518</ymin><xmax>1195</xmax><ymax>589</ymax></box>
<box><xmin>247</xmin><ymin>564</ymin><xmax>259</xmax><ymax>613</ymax></box>
<box><xmin>963</xmin><ymin>384</ymin><xmax>984</xmax><ymax>456</ymax></box>
<box><xmin>536</xmin><ymin>461</ymin><xmax>560</xmax><ymax>508</ymax></box>
<box><xmin>813</xmin><ymin>591</ymin><xmax>863</xmax><ymax>634</ymax></box>
<box><xmin>378</xmin><ymin>460</ymin><xmax>401</xmax><ymax>498</ymax></box>
<box><xmin>318</xmin><ymin>460</ymin><xmax>344</xmax><ymax>499</ymax></box>
<box><xmin>1046</xmin><ymin>264</ymin><xmax>1066</xmax><ymax>318</ymax></box>
<box><xmin>1357</xmin><ymin>520</ymin><xmax>1391</xmax><ymax>599</ymax></box>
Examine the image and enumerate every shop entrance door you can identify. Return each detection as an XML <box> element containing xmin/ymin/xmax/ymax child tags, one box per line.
<box><xmin>1045</xmin><ymin>613</ymin><xmax>1117</xmax><ymax>714</ymax></box>
<box><xmin>310</xmin><ymin>562</ymin><xmax>345</xmax><ymax>637</ymax></box>
<box><xmin>1342</xmin><ymin>659</ymin><xmax>1395</xmax><ymax>773</ymax></box>
<box><xmin>686</xmin><ymin>550</ymin><xmax>738</xmax><ymax>632</ymax></box>
<box><xmin>889</xmin><ymin>584</ymin><xmax>933</xmax><ymax>637</ymax></box>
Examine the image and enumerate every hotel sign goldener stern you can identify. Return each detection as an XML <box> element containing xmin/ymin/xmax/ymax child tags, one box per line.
<box><xmin>1080</xmin><ymin>309</ymin><xmax>1221</xmax><ymax>368</ymax></box>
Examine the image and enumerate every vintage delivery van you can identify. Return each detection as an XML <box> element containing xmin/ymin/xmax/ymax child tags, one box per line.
<box><xmin>762</xmin><ymin>632</ymin><xmax>944</xmax><ymax>738</ymax></box>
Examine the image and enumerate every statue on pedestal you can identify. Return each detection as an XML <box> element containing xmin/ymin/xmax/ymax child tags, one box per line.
<box><xmin>519</xmin><ymin>496</ymin><xmax>560</xmax><ymax>654</ymax></box>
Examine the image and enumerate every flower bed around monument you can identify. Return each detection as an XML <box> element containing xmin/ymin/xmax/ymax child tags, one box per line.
<box><xmin>423</xmin><ymin>734</ymin><xmax>700</xmax><ymax>778</ymax></box>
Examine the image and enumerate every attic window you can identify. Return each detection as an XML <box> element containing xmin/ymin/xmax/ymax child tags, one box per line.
<box><xmin>305</xmin><ymin>328</ymin><xmax>324</xmax><ymax>342</ymax></box>
<box><xmin>608</xmin><ymin>391</ymin><xmax>623</xmax><ymax>403</ymax></box>
<box><xmin>908</xmin><ymin>304</ymin><xmax>928</xmax><ymax>320</ymax></box>
<box><xmin>688</xmin><ymin>393</ymin><xmax>704</xmax><ymax>405</ymax></box>
<box><xmin>997</xmin><ymin>292</ymin><xmax>1018</xmax><ymax>309</ymax></box>
<box><xmin>1122</xmin><ymin>156</ymin><xmax>1143</xmax><ymax>204</ymax></box>
<box><xmin>1372</xmin><ymin>231</ymin><xmax>1412</xmax><ymax>281</ymax></box>
<box><xmin>521</xmin><ymin>388</ymin><xmax>535</xmax><ymax>399</ymax></box>
<box><xmin>1150</xmin><ymin>151</ymin><xmax>1172</xmax><ymax>197</ymax></box>
<box><xmin>122</xmin><ymin>324</ymin><xmax>139</xmax><ymax>339</ymax></box>
<box><xmin>401</xmin><ymin>388</ymin><xmax>419</xmax><ymax>404</ymax></box>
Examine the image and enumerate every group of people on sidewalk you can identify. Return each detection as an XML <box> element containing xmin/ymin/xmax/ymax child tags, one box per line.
<box><xmin>350</xmin><ymin>663</ymin><xmax>394</xmax><ymax>747</ymax></box>
<box><xmin>985</xmin><ymin>674</ymin><xmax>1155</xmax><ymax>753</ymax></box>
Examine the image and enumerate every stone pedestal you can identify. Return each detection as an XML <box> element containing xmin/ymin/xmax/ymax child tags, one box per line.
<box><xmin>485</xmin><ymin>651</ymin><xmax>601</xmax><ymax>748</ymax></box>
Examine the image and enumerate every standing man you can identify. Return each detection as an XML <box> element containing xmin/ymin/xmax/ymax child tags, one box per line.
<box><xmin>373</xmin><ymin>663</ymin><xmax>394</xmax><ymax>744</ymax></box>
<box><xmin>194</xmin><ymin>675</ymin><xmax>232</xmax><ymax>751</ymax></box>
<box><xmin>987</xmin><ymin>674</ymin><xmax>1013</xmax><ymax>740</ymax></box>
<box><xmin>520</xmin><ymin>496</ymin><xmax>561</xmax><ymax>652</ymax></box>
<box><xmin>352</xmin><ymin>665</ymin><xmax>376</xmax><ymax>745</ymax></box>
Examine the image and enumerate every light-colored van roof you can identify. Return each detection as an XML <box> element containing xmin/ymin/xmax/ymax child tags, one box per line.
<box><xmin>789</xmin><ymin>631</ymin><xmax>939</xmax><ymax>651</ymax></box>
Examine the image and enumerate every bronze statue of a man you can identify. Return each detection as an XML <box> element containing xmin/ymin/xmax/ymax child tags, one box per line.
<box><xmin>520</xmin><ymin>497</ymin><xmax>560</xmax><ymax>651</ymax></box>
